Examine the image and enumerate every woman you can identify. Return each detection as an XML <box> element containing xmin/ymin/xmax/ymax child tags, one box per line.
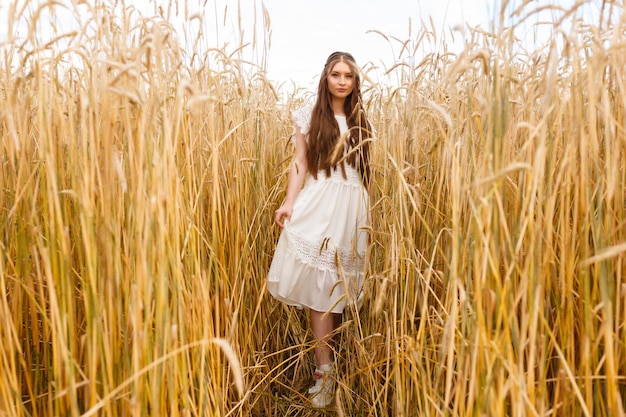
<box><xmin>267</xmin><ymin>51</ymin><xmax>373</xmax><ymax>408</ymax></box>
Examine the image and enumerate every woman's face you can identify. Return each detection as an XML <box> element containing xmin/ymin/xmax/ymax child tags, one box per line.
<box><xmin>327</xmin><ymin>61</ymin><xmax>354</xmax><ymax>100</ymax></box>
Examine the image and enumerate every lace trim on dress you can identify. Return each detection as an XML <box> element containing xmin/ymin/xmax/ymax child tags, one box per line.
<box><xmin>315</xmin><ymin>165</ymin><xmax>363</xmax><ymax>187</ymax></box>
<box><xmin>284</xmin><ymin>228</ymin><xmax>365</xmax><ymax>274</ymax></box>
<box><xmin>291</xmin><ymin>103</ymin><xmax>314</xmax><ymax>142</ymax></box>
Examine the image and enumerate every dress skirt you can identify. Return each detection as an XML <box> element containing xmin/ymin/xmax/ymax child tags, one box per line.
<box><xmin>267</xmin><ymin>165</ymin><xmax>369</xmax><ymax>314</ymax></box>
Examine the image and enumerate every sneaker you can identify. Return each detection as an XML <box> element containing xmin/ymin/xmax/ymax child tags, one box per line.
<box><xmin>309</xmin><ymin>364</ymin><xmax>334</xmax><ymax>408</ymax></box>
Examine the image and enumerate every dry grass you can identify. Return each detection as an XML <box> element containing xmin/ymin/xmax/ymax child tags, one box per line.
<box><xmin>1</xmin><ymin>0</ymin><xmax>625</xmax><ymax>416</ymax></box>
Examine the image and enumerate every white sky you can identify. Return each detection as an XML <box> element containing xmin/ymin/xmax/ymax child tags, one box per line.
<box><xmin>0</xmin><ymin>0</ymin><xmax>605</xmax><ymax>88</ymax></box>
<box><xmin>199</xmin><ymin>0</ymin><xmax>599</xmax><ymax>87</ymax></box>
<box><xmin>262</xmin><ymin>0</ymin><xmax>487</xmax><ymax>84</ymax></box>
<box><xmin>263</xmin><ymin>0</ymin><xmax>495</xmax><ymax>87</ymax></box>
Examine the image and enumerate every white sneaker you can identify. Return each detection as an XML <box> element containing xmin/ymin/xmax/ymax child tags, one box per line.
<box><xmin>309</xmin><ymin>364</ymin><xmax>334</xmax><ymax>408</ymax></box>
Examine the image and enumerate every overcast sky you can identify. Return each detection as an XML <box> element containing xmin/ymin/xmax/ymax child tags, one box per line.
<box><xmin>0</xmin><ymin>0</ymin><xmax>604</xmax><ymax>88</ymax></box>
<box><xmin>262</xmin><ymin>0</ymin><xmax>496</xmax><ymax>87</ymax></box>
<box><xmin>202</xmin><ymin>0</ymin><xmax>596</xmax><ymax>87</ymax></box>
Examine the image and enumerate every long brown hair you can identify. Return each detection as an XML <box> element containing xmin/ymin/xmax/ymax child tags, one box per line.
<box><xmin>306</xmin><ymin>51</ymin><xmax>373</xmax><ymax>187</ymax></box>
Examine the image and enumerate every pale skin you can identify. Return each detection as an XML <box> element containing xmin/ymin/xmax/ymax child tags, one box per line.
<box><xmin>274</xmin><ymin>61</ymin><xmax>355</xmax><ymax>367</ymax></box>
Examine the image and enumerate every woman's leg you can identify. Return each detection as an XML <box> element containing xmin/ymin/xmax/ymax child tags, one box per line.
<box><xmin>310</xmin><ymin>309</ymin><xmax>340</xmax><ymax>366</ymax></box>
<box><xmin>309</xmin><ymin>309</ymin><xmax>340</xmax><ymax>407</ymax></box>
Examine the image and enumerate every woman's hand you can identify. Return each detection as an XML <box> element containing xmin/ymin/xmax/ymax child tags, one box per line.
<box><xmin>274</xmin><ymin>204</ymin><xmax>293</xmax><ymax>228</ymax></box>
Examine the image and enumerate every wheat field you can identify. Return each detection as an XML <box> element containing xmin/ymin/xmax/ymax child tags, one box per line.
<box><xmin>1</xmin><ymin>0</ymin><xmax>625</xmax><ymax>416</ymax></box>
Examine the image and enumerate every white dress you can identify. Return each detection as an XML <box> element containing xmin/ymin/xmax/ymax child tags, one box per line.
<box><xmin>267</xmin><ymin>105</ymin><xmax>370</xmax><ymax>314</ymax></box>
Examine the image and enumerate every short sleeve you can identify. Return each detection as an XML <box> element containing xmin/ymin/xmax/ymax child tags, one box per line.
<box><xmin>291</xmin><ymin>103</ymin><xmax>314</xmax><ymax>144</ymax></box>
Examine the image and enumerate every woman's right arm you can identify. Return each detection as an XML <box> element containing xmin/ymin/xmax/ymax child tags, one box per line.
<box><xmin>274</xmin><ymin>126</ymin><xmax>308</xmax><ymax>228</ymax></box>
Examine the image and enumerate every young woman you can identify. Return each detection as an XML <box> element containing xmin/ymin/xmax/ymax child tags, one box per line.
<box><xmin>267</xmin><ymin>51</ymin><xmax>373</xmax><ymax>408</ymax></box>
